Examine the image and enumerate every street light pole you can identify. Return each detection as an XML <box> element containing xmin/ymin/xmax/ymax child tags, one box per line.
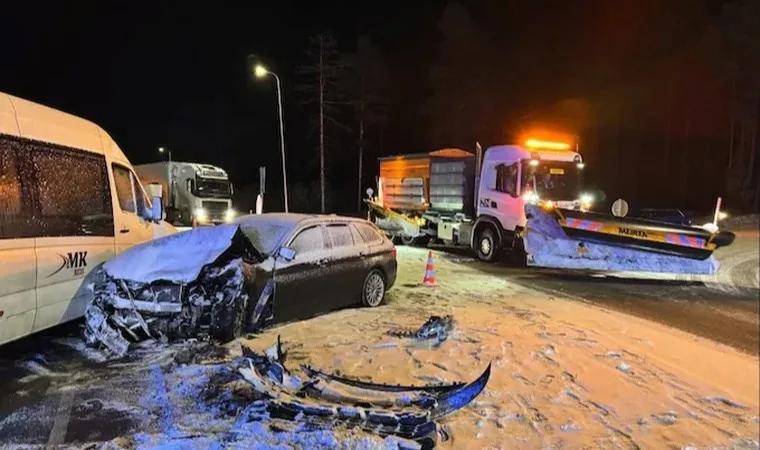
<box><xmin>271</xmin><ymin>72</ymin><xmax>289</xmax><ymax>213</ymax></box>
<box><xmin>254</xmin><ymin>65</ymin><xmax>289</xmax><ymax>213</ymax></box>
<box><xmin>159</xmin><ymin>146</ymin><xmax>172</xmax><ymax>163</ymax></box>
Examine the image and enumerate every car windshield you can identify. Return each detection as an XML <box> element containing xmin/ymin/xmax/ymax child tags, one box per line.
<box><xmin>521</xmin><ymin>160</ymin><xmax>581</xmax><ymax>201</ymax></box>
<box><xmin>234</xmin><ymin>216</ymin><xmax>295</xmax><ymax>256</ymax></box>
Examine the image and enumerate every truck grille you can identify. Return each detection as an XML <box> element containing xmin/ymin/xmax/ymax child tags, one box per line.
<box><xmin>201</xmin><ymin>201</ymin><xmax>229</xmax><ymax>222</ymax></box>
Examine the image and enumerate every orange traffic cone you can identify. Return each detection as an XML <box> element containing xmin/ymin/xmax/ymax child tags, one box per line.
<box><xmin>422</xmin><ymin>251</ymin><xmax>436</xmax><ymax>287</ymax></box>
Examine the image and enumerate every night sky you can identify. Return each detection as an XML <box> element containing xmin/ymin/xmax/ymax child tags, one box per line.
<box><xmin>1</xmin><ymin>1</ymin><xmax>754</xmax><ymax>213</ymax></box>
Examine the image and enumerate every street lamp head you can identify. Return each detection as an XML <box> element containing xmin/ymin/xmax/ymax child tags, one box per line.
<box><xmin>158</xmin><ymin>147</ymin><xmax>165</xmax><ymax>153</ymax></box>
<box><xmin>254</xmin><ymin>65</ymin><xmax>268</xmax><ymax>78</ymax></box>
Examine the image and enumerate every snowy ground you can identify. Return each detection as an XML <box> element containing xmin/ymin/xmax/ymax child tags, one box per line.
<box><xmin>240</xmin><ymin>246</ymin><xmax>759</xmax><ymax>449</ymax></box>
<box><xmin>1</xmin><ymin>245</ymin><xmax>758</xmax><ymax>449</ymax></box>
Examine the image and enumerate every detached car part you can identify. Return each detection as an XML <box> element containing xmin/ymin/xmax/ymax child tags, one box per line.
<box><xmin>235</xmin><ymin>336</ymin><xmax>491</xmax><ymax>447</ymax></box>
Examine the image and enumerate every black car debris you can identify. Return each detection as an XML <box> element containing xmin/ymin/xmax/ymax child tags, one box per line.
<box><xmin>84</xmin><ymin>213</ymin><xmax>398</xmax><ymax>356</ymax></box>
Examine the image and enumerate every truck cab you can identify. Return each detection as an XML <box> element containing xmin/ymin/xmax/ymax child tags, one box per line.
<box><xmin>470</xmin><ymin>140</ymin><xmax>589</xmax><ymax>260</ymax></box>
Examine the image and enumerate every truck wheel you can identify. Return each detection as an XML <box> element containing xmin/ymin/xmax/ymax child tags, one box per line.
<box><xmin>414</xmin><ymin>236</ymin><xmax>431</xmax><ymax>247</ymax></box>
<box><xmin>400</xmin><ymin>236</ymin><xmax>415</xmax><ymax>246</ymax></box>
<box><xmin>476</xmin><ymin>228</ymin><xmax>499</xmax><ymax>262</ymax></box>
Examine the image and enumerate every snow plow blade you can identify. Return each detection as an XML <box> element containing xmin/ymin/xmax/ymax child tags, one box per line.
<box><xmin>523</xmin><ymin>205</ymin><xmax>730</xmax><ymax>275</ymax></box>
<box><xmin>366</xmin><ymin>199</ymin><xmax>423</xmax><ymax>239</ymax></box>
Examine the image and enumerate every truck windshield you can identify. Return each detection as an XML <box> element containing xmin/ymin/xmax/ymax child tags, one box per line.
<box><xmin>521</xmin><ymin>160</ymin><xmax>581</xmax><ymax>200</ymax></box>
<box><xmin>195</xmin><ymin>177</ymin><xmax>231</xmax><ymax>198</ymax></box>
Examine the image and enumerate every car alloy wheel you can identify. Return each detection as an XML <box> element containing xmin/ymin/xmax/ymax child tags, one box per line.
<box><xmin>362</xmin><ymin>270</ymin><xmax>386</xmax><ymax>307</ymax></box>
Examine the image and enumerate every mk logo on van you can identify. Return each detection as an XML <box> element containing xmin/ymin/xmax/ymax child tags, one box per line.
<box><xmin>48</xmin><ymin>251</ymin><xmax>88</xmax><ymax>278</ymax></box>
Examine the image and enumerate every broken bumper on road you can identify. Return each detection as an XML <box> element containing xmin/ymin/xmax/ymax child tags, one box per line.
<box><xmin>235</xmin><ymin>336</ymin><xmax>491</xmax><ymax>447</ymax></box>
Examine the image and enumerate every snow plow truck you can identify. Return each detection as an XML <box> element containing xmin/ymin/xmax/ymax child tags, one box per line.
<box><xmin>366</xmin><ymin>139</ymin><xmax>735</xmax><ymax>275</ymax></box>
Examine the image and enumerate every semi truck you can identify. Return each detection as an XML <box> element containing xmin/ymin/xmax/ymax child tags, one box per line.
<box><xmin>367</xmin><ymin>140</ymin><xmax>592</xmax><ymax>261</ymax></box>
<box><xmin>135</xmin><ymin>161</ymin><xmax>235</xmax><ymax>227</ymax></box>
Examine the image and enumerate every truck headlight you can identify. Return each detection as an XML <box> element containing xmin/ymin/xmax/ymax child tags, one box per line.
<box><xmin>579</xmin><ymin>193</ymin><xmax>594</xmax><ymax>210</ymax></box>
<box><xmin>225</xmin><ymin>209</ymin><xmax>236</xmax><ymax>222</ymax></box>
<box><xmin>194</xmin><ymin>208</ymin><xmax>208</xmax><ymax>222</ymax></box>
<box><xmin>523</xmin><ymin>191</ymin><xmax>540</xmax><ymax>204</ymax></box>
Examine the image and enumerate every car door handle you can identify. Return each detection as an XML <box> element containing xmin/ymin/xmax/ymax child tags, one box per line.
<box><xmin>120</xmin><ymin>228</ymin><xmax>130</xmax><ymax>234</ymax></box>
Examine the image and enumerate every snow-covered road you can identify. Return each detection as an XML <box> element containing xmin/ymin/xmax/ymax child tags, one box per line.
<box><xmin>0</xmin><ymin>243</ymin><xmax>758</xmax><ymax>449</ymax></box>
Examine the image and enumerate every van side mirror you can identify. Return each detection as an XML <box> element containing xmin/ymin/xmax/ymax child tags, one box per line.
<box><xmin>144</xmin><ymin>183</ymin><xmax>164</xmax><ymax>222</ymax></box>
<box><xmin>278</xmin><ymin>247</ymin><xmax>296</xmax><ymax>262</ymax></box>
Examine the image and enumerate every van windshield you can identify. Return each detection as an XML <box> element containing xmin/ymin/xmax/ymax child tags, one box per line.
<box><xmin>521</xmin><ymin>160</ymin><xmax>582</xmax><ymax>201</ymax></box>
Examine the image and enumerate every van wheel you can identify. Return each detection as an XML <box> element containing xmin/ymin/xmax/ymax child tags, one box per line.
<box><xmin>361</xmin><ymin>269</ymin><xmax>387</xmax><ymax>307</ymax></box>
<box><xmin>476</xmin><ymin>228</ymin><xmax>498</xmax><ymax>262</ymax></box>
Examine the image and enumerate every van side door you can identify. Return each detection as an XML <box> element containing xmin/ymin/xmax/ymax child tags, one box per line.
<box><xmin>112</xmin><ymin>163</ymin><xmax>155</xmax><ymax>253</ymax></box>
<box><xmin>30</xmin><ymin>141</ymin><xmax>116</xmax><ymax>332</ymax></box>
<box><xmin>0</xmin><ymin>137</ymin><xmax>37</xmax><ymax>345</ymax></box>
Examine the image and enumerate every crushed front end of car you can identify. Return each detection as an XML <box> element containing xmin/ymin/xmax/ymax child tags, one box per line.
<box><xmin>83</xmin><ymin>224</ymin><xmax>264</xmax><ymax>357</ymax></box>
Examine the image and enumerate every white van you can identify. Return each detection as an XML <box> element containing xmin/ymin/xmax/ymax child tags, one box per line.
<box><xmin>0</xmin><ymin>91</ymin><xmax>176</xmax><ymax>345</ymax></box>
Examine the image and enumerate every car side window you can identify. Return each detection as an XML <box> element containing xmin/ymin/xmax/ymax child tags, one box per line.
<box><xmin>326</xmin><ymin>224</ymin><xmax>354</xmax><ymax>248</ymax></box>
<box><xmin>355</xmin><ymin>223</ymin><xmax>383</xmax><ymax>244</ymax></box>
<box><xmin>289</xmin><ymin>226</ymin><xmax>325</xmax><ymax>256</ymax></box>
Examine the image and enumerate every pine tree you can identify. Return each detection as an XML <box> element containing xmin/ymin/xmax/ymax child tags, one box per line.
<box><xmin>351</xmin><ymin>35</ymin><xmax>388</xmax><ymax>210</ymax></box>
<box><xmin>297</xmin><ymin>31</ymin><xmax>350</xmax><ymax>212</ymax></box>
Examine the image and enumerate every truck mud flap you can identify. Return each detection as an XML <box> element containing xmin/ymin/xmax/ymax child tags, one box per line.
<box><xmin>523</xmin><ymin>205</ymin><xmax>719</xmax><ymax>275</ymax></box>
